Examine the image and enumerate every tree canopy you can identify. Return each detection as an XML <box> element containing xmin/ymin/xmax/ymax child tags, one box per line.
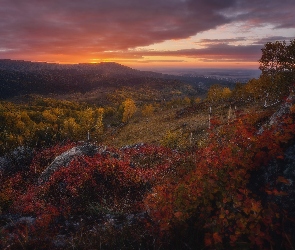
<box><xmin>259</xmin><ymin>39</ymin><xmax>295</xmax><ymax>83</ymax></box>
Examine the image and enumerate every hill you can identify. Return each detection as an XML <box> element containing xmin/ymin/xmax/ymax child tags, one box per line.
<box><xmin>0</xmin><ymin>59</ymin><xmax>234</xmax><ymax>104</ymax></box>
<box><xmin>1</xmin><ymin>40</ymin><xmax>294</xmax><ymax>249</ymax></box>
<box><xmin>1</xmin><ymin>92</ymin><xmax>295</xmax><ymax>249</ymax></box>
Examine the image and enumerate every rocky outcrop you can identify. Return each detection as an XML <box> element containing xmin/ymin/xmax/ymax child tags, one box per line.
<box><xmin>38</xmin><ymin>143</ymin><xmax>152</xmax><ymax>185</ymax></box>
<box><xmin>249</xmin><ymin>143</ymin><xmax>295</xmax><ymax>219</ymax></box>
<box><xmin>250</xmin><ymin>92</ymin><xmax>295</xmax><ymax>218</ymax></box>
<box><xmin>38</xmin><ymin>143</ymin><xmax>104</xmax><ymax>184</ymax></box>
<box><xmin>258</xmin><ymin>94</ymin><xmax>295</xmax><ymax>134</ymax></box>
<box><xmin>0</xmin><ymin>146</ymin><xmax>33</xmax><ymax>176</ymax></box>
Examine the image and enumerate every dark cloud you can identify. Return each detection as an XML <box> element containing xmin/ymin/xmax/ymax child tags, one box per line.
<box><xmin>225</xmin><ymin>0</ymin><xmax>295</xmax><ymax>29</ymax></box>
<box><xmin>0</xmin><ymin>0</ymin><xmax>233</xmax><ymax>56</ymax></box>
<box><xmin>254</xmin><ymin>36</ymin><xmax>295</xmax><ymax>45</ymax></box>
<box><xmin>0</xmin><ymin>0</ymin><xmax>294</xmax><ymax>63</ymax></box>
<box><xmin>197</xmin><ymin>38</ymin><xmax>246</xmax><ymax>44</ymax></box>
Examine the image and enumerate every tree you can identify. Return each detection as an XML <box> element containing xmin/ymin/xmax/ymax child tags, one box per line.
<box><xmin>93</xmin><ymin>107</ymin><xmax>104</xmax><ymax>136</ymax></box>
<box><xmin>42</xmin><ymin>110</ymin><xmax>58</xmax><ymax>124</ymax></box>
<box><xmin>63</xmin><ymin>118</ymin><xmax>80</xmax><ymax>139</ymax></box>
<box><xmin>183</xmin><ymin>97</ymin><xmax>191</xmax><ymax>106</ymax></box>
<box><xmin>257</xmin><ymin>40</ymin><xmax>295</xmax><ymax>104</ymax></box>
<box><xmin>232</xmin><ymin>82</ymin><xmax>247</xmax><ymax>102</ymax></box>
<box><xmin>142</xmin><ymin>104</ymin><xmax>155</xmax><ymax>117</ymax></box>
<box><xmin>222</xmin><ymin>87</ymin><xmax>232</xmax><ymax>99</ymax></box>
<box><xmin>78</xmin><ymin>108</ymin><xmax>94</xmax><ymax>136</ymax></box>
<box><xmin>259</xmin><ymin>39</ymin><xmax>295</xmax><ymax>83</ymax></box>
<box><xmin>207</xmin><ymin>84</ymin><xmax>232</xmax><ymax>103</ymax></box>
<box><xmin>259</xmin><ymin>41</ymin><xmax>287</xmax><ymax>77</ymax></box>
<box><xmin>122</xmin><ymin>98</ymin><xmax>137</xmax><ymax>123</ymax></box>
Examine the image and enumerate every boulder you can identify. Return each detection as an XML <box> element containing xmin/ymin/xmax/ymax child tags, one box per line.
<box><xmin>38</xmin><ymin>143</ymin><xmax>103</xmax><ymax>184</ymax></box>
<box><xmin>0</xmin><ymin>146</ymin><xmax>33</xmax><ymax>176</ymax></box>
<box><xmin>258</xmin><ymin>94</ymin><xmax>295</xmax><ymax>134</ymax></box>
<box><xmin>249</xmin><ymin>143</ymin><xmax>295</xmax><ymax>218</ymax></box>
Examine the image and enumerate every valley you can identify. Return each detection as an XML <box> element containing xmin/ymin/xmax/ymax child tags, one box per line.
<box><xmin>0</xmin><ymin>42</ymin><xmax>295</xmax><ymax>250</ymax></box>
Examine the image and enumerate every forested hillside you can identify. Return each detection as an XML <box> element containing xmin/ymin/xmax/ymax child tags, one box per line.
<box><xmin>0</xmin><ymin>40</ymin><xmax>295</xmax><ymax>249</ymax></box>
<box><xmin>0</xmin><ymin>59</ymin><xmax>237</xmax><ymax>102</ymax></box>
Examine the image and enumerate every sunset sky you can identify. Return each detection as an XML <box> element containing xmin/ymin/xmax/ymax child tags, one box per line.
<box><xmin>0</xmin><ymin>0</ymin><xmax>294</xmax><ymax>69</ymax></box>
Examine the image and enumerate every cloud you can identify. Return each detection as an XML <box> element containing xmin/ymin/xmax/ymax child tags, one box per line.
<box><xmin>0</xmin><ymin>0</ymin><xmax>233</xmax><ymax>57</ymax></box>
<box><xmin>100</xmin><ymin>43</ymin><xmax>262</xmax><ymax>62</ymax></box>
<box><xmin>254</xmin><ymin>36</ymin><xmax>295</xmax><ymax>45</ymax></box>
<box><xmin>0</xmin><ymin>0</ymin><xmax>294</xmax><ymax>63</ymax></box>
<box><xmin>223</xmin><ymin>0</ymin><xmax>295</xmax><ymax>29</ymax></box>
<box><xmin>197</xmin><ymin>38</ymin><xmax>246</xmax><ymax>44</ymax></box>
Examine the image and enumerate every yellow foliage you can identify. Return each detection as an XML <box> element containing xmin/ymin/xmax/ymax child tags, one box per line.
<box><xmin>42</xmin><ymin>110</ymin><xmax>58</xmax><ymax>123</ymax></box>
<box><xmin>94</xmin><ymin>107</ymin><xmax>104</xmax><ymax>133</ymax></box>
<box><xmin>207</xmin><ymin>84</ymin><xmax>232</xmax><ymax>102</ymax></box>
<box><xmin>4</xmin><ymin>112</ymin><xmax>16</xmax><ymax>128</ymax></box>
<box><xmin>63</xmin><ymin>118</ymin><xmax>80</xmax><ymax>138</ymax></box>
<box><xmin>183</xmin><ymin>97</ymin><xmax>191</xmax><ymax>105</ymax></box>
<box><xmin>15</xmin><ymin>120</ymin><xmax>25</xmax><ymax>131</ymax></box>
<box><xmin>161</xmin><ymin>130</ymin><xmax>180</xmax><ymax>148</ymax></box>
<box><xmin>52</xmin><ymin>107</ymin><xmax>64</xmax><ymax>117</ymax></box>
<box><xmin>195</xmin><ymin>97</ymin><xmax>202</xmax><ymax>104</ymax></box>
<box><xmin>142</xmin><ymin>104</ymin><xmax>155</xmax><ymax>117</ymax></box>
<box><xmin>78</xmin><ymin>108</ymin><xmax>94</xmax><ymax>130</ymax></box>
<box><xmin>122</xmin><ymin>98</ymin><xmax>137</xmax><ymax>123</ymax></box>
<box><xmin>222</xmin><ymin>87</ymin><xmax>232</xmax><ymax>98</ymax></box>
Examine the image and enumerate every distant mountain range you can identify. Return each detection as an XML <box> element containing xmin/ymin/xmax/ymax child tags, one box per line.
<box><xmin>0</xmin><ymin>59</ymin><xmax>163</xmax><ymax>76</ymax></box>
<box><xmin>0</xmin><ymin>59</ymin><xmax>237</xmax><ymax>101</ymax></box>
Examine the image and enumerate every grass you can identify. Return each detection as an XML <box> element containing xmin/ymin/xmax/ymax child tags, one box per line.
<box><xmin>104</xmin><ymin>104</ymin><xmax>209</xmax><ymax>148</ymax></box>
<box><xmin>103</xmin><ymin>98</ymin><xmax>280</xmax><ymax>149</ymax></box>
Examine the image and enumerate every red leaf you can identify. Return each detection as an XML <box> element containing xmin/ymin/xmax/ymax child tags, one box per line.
<box><xmin>213</xmin><ymin>232</ymin><xmax>222</xmax><ymax>244</ymax></box>
<box><xmin>276</xmin><ymin>176</ymin><xmax>290</xmax><ymax>185</ymax></box>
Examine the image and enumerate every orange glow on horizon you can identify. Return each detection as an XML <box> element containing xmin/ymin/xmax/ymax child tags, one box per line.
<box><xmin>5</xmin><ymin>53</ymin><xmax>259</xmax><ymax>69</ymax></box>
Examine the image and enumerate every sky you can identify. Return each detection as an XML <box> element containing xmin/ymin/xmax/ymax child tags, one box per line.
<box><xmin>0</xmin><ymin>0</ymin><xmax>295</xmax><ymax>69</ymax></box>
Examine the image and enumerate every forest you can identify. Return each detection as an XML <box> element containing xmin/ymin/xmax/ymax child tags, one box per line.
<box><xmin>0</xmin><ymin>40</ymin><xmax>295</xmax><ymax>249</ymax></box>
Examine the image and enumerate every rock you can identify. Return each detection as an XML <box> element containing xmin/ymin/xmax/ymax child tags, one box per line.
<box><xmin>283</xmin><ymin>144</ymin><xmax>295</xmax><ymax>185</ymax></box>
<box><xmin>258</xmin><ymin>94</ymin><xmax>295</xmax><ymax>134</ymax></box>
<box><xmin>121</xmin><ymin>143</ymin><xmax>145</xmax><ymax>150</ymax></box>
<box><xmin>0</xmin><ymin>157</ymin><xmax>9</xmax><ymax>172</ymax></box>
<box><xmin>1</xmin><ymin>215</ymin><xmax>35</xmax><ymax>230</ymax></box>
<box><xmin>249</xmin><ymin>142</ymin><xmax>295</xmax><ymax>217</ymax></box>
<box><xmin>38</xmin><ymin>143</ymin><xmax>103</xmax><ymax>184</ymax></box>
<box><xmin>0</xmin><ymin>146</ymin><xmax>33</xmax><ymax>175</ymax></box>
<box><xmin>52</xmin><ymin>235</ymin><xmax>67</xmax><ymax>249</ymax></box>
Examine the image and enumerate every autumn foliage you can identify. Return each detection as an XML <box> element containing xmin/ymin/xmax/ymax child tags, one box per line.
<box><xmin>0</xmin><ymin>101</ymin><xmax>295</xmax><ymax>249</ymax></box>
<box><xmin>1</xmin><ymin>40</ymin><xmax>295</xmax><ymax>249</ymax></box>
<box><xmin>144</xmin><ymin>110</ymin><xmax>295</xmax><ymax>249</ymax></box>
